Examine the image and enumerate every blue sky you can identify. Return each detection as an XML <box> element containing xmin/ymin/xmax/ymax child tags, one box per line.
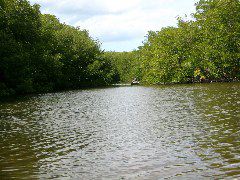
<box><xmin>29</xmin><ymin>0</ymin><xmax>198</xmax><ymax>52</ymax></box>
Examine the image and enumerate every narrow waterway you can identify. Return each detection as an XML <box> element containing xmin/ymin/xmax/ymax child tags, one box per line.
<box><xmin>0</xmin><ymin>83</ymin><xmax>239</xmax><ymax>179</ymax></box>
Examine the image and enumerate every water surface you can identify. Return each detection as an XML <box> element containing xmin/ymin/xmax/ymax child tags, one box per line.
<box><xmin>0</xmin><ymin>83</ymin><xmax>240</xmax><ymax>179</ymax></box>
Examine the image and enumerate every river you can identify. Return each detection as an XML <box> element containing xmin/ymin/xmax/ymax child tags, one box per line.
<box><xmin>0</xmin><ymin>83</ymin><xmax>240</xmax><ymax>179</ymax></box>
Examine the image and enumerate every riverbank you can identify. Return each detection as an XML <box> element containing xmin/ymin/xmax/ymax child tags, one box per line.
<box><xmin>153</xmin><ymin>78</ymin><xmax>240</xmax><ymax>85</ymax></box>
<box><xmin>1</xmin><ymin>80</ymin><xmax>239</xmax><ymax>102</ymax></box>
<box><xmin>0</xmin><ymin>84</ymin><xmax>116</xmax><ymax>102</ymax></box>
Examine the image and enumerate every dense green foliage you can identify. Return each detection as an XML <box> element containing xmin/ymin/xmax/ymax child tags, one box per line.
<box><xmin>0</xmin><ymin>0</ymin><xmax>116</xmax><ymax>97</ymax></box>
<box><xmin>1</xmin><ymin>0</ymin><xmax>239</xmax><ymax>98</ymax></box>
<box><xmin>108</xmin><ymin>0</ymin><xmax>240</xmax><ymax>84</ymax></box>
<box><xmin>103</xmin><ymin>51</ymin><xmax>142</xmax><ymax>83</ymax></box>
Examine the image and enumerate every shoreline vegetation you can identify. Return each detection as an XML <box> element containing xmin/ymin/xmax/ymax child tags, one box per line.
<box><xmin>1</xmin><ymin>0</ymin><xmax>239</xmax><ymax>98</ymax></box>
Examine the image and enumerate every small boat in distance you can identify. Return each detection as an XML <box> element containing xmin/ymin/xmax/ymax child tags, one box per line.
<box><xmin>131</xmin><ymin>78</ymin><xmax>140</xmax><ymax>85</ymax></box>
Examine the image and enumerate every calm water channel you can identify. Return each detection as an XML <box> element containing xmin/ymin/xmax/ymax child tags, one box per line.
<box><xmin>0</xmin><ymin>83</ymin><xmax>240</xmax><ymax>179</ymax></box>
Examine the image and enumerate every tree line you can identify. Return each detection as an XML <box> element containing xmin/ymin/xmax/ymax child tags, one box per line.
<box><xmin>1</xmin><ymin>0</ymin><xmax>239</xmax><ymax>98</ymax></box>
<box><xmin>107</xmin><ymin>0</ymin><xmax>239</xmax><ymax>84</ymax></box>
<box><xmin>0</xmin><ymin>0</ymin><xmax>118</xmax><ymax>98</ymax></box>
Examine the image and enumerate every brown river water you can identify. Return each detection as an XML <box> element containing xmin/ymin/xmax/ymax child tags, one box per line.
<box><xmin>0</xmin><ymin>83</ymin><xmax>240</xmax><ymax>179</ymax></box>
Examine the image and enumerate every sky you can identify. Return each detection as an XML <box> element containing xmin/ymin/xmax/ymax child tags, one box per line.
<box><xmin>29</xmin><ymin>0</ymin><xmax>198</xmax><ymax>52</ymax></box>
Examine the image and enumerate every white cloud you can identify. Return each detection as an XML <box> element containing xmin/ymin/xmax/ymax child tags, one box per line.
<box><xmin>29</xmin><ymin>0</ymin><xmax>198</xmax><ymax>51</ymax></box>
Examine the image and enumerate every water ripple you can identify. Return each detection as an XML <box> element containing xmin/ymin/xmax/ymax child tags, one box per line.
<box><xmin>0</xmin><ymin>83</ymin><xmax>240</xmax><ymax>179</ymax></box>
